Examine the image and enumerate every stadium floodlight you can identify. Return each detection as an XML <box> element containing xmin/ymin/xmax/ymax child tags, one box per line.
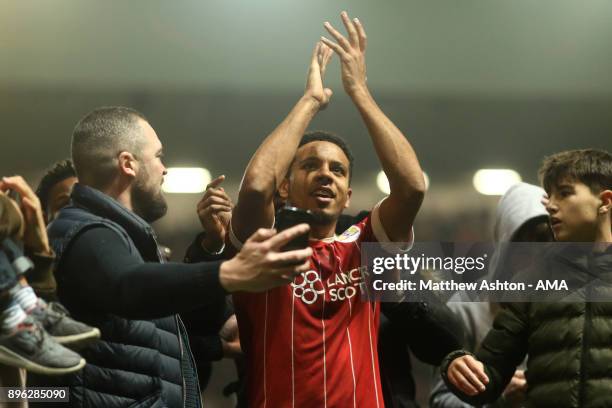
<box><xmin>376</xmin><ymin>170</ymin><xmax>429</xmax><ymax>195</ymax></box>
<box><xmin>162</xmin><ymin>167</ymin><xmax>211</xmax><ymax>194</ymax></box>
<box><xmin>473</xmin><ymin>169</ymin><xmax>521</xmax><ymax>196</ymax></box>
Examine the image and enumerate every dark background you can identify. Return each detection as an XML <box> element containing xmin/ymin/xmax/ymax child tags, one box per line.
<box><xmin>2</xmin><ymin>1</ymin><xmax>611</xmax><ymax>405</ymax></box>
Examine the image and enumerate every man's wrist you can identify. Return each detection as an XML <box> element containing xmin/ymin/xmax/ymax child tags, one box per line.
<box><xmin>200</xmin><ymin>235</ymin><xmax>225</xmax><ymax>255</ymax></box>
<box><xmin>219</xmin><ymin>260</ymin><xmax>238</xmax><ymax>293</ymax></box>
<box><xmin>347</xmin><ymin>85</ymin><xmax>371</xmax><ymax>104</ymax></box>
<box><xmin>300</xmin><ymin>94</ymin><xmax>324</xmax><ymax>113</ymax></box>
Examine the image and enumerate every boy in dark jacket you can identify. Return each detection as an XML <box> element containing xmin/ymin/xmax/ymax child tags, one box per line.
<box><xmin>441</xmin><ymin>149</ymin><xmax>612</xmax><ymax>408</ymax></box>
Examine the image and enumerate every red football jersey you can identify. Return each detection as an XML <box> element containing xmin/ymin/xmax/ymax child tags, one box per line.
<box><xmin>232</xmin><ymin>204</ymin><xmax>411</xmax><ymax>408</ymax></box>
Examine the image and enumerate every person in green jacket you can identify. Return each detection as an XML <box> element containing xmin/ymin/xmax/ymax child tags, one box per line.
<box><xmin>430</xmin><ymin>182</ymin><xmax>552</xmax><ymax>408</ymax></box>
<box><xmin>441</xmin><ymin>148</ymin><xmax>612</xmax><ymax>408</ymax></box>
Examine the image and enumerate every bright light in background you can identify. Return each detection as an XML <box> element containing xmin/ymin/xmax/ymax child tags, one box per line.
<box><xmin>472</xmin><ymin>169</ymin><xmax>521</xmax><ymax>196</ymax></box>
<box><xmin>376</xmin><ymin>171</ymin><xmax>429</xmax><ymax>194</ymax></box>
<box><xmin>376</xmin><ymin>171</ymin><xmax>390</xmax><ymax>194</ymax></box>
<box><xmin>162</xmin><ymin>167</ymin><xmax>211</xmax><ymax>194</ymax></box>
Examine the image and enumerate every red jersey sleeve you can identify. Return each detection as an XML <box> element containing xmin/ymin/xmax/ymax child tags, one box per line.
<box><xmin>335</xmin><ymin>198</ymin><xmax>415</xmax><ymax>251</ymax></box>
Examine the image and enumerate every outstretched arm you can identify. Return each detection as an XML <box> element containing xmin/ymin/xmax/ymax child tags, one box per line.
<box><xmin>322</xmin><ymin>12</ymin><xmax>426</xmax><ymax>242</ymax></box>
<box><xmin>232</xmin><ymin>43</ymin><xmax>334</xmax><ymax>242</ymax></box>
<box><xmin>61</xmin><ymin>224</ymin><xmax>313</xmax><ymax>319</ymax></box>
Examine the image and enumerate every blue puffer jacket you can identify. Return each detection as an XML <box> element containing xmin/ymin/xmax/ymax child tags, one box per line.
<box><xmin>32</xmin><ymin>184</ymin><xmax>201</xmax><ymax>408</ymax></box>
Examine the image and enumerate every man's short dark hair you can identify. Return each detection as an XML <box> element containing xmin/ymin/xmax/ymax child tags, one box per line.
<box><xmin>298</xmin><ymin>130</ymin><xmax>354</xmax><ymax>182</ymax></box>
<box><xmin>539</xmin><ymin>149</ymin><xmax>612</xmax><ymax>194</ymax></box>
<box><xmin>36</xmin><ymin>159</ymin><xmax>76</xmax><ymax>213</ymax></box>
<box><xmin>71</xmin><ymin>106</ymin><xmax>148</xmax><ymax>188</ymax></box>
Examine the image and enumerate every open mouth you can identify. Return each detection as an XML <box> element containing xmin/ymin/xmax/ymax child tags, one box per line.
<box><xmin>311</xmin><ymin>187</ymin><xmax>335</xmax><ymax>204</ymax></box>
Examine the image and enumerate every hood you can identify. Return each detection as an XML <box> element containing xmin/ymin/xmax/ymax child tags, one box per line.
<box><xmin>493</xmin><ymin>182</ymin><xmax>548</xmax><ymax>243</ymax></box>
<box><xmin>489</xmin><ymin>182</ymin><xmax>548</xmax><ymax>282</ymax></box>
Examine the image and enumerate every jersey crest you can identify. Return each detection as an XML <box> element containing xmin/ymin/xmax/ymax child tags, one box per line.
<box><xmin>336</xmin><ymin>224</ymin><xmax>362</xmax><ymax>243</ymax></box>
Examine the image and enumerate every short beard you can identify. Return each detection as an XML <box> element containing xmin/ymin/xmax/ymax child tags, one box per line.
<box><xmin>310</xmin><ymin>209</ymin><xmax>338</xmax><ymax>226</ymax></box>
<box><xmin>132</xmin><ymin>169</ymin><xmax>168</xmax><ymax>223</ymax></box>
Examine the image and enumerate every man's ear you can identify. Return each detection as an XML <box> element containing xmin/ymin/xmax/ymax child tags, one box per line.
<box><xmin>118</xmin><ymin>151</ymin><xmax>138</xmax><ymax>178</ymax></box>
<box><xmin>344</xmin><ymin>187</ymin><xmax>353</xmax><ymax>209</ymax></box>
<box><xmin>278</xmin><ymin>178</ymin><xmax>290</xmax><ymax>200</ymax></box>
<box><xmin>599</xmin><ymin>189</ymin><xmax>612</xmax><ymax>215</ymax></box>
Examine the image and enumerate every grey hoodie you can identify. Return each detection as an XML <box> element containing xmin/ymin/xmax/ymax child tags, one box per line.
<box><xmin>429</xmin><ymin>182</ymin><xmax>547</xmax><ymax>408</ymax></box>
<box><xmin>488</xmin><ymin>182</ymin><xmax>549</xmax><ymax>282</ymax></box>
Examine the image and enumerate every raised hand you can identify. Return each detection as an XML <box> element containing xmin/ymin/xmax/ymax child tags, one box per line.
<box><xmin>0</xmin><ymin>175</ymin><xmax>51</xmax><ymax>254</ymax></box>
<box><xmin>197</xmin><ymin>175</ymin><xmax>233</xmax><ymax>253</ymax></box>
<box><xmin>304</xmin><ymin>42</ymin><xmax>334</xmax><ymax>110</ymax></box>
<box><xmin>321</xmin><ymin>11</ymin><xmax>368</xmax><ymax>97</ymax></box>
<box><xmin>219</xmin><ymin>224</ymin><xmax>313</xmax><ymax>293</ymax></box>
<box><xmin>447</xmin><ymin>354</ymin><xmax>489</xmax><ymax>396</ymax></box>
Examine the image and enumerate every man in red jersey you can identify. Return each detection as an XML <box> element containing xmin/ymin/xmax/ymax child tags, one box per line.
<box><xmin>230</xmin><ymin>11</ymin><xmax>426</xmax><ymax>407</ymax></box>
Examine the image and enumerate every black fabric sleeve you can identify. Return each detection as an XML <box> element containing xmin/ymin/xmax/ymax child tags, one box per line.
<box><xmin>189</xmin><ymin>334</ymin><xmax>225</xmax><ymax>362</ymax></box>
<box><xmin>181</xmin><ymin>297</ymin><xmax>234</xmax><ymax>337</ymax></box>
<box><xmin>59</xmin><ymin>226</ymin><xmax>227</xmax><ymax>320</ymax></box>
<box><xmin>184</xmin><ymin>231</ymin><xmax>228</xmax><ymax>263</ymax></box>
<box><xmin>381</xmin><ymin>299</ymin><xmax>465</xmax><ymax>366</ymax></box>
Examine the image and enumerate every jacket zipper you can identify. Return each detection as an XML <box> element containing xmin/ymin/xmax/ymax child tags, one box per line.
<box><xmin>578</xmin><ymin>300</ymin><xmax>592</xmax><ymax>407</ymax></box>
<box><xmin>177</xmin><ymin>315</ymin><xmax>202</xmax><ymax>407</ymax></box>
<box><xmin>153</xmin><ymin>233</ymin><xmax>201</xmax><ymax>407</ymax></box>
<box><xmin>176</xmin><ymin>315</ymin><xmax>188</xmax><ymax>408</ymax></box>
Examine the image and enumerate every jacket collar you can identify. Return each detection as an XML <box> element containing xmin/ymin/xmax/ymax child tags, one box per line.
<box><xmin>548</xmin><ymin>242</ymin><xmax>612</xmax><ymax>271</ymax></box>
<box><xmin>70</xmin><ymin>183</ymin><xmax>157</xmax><ymax>245</ymax></box>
